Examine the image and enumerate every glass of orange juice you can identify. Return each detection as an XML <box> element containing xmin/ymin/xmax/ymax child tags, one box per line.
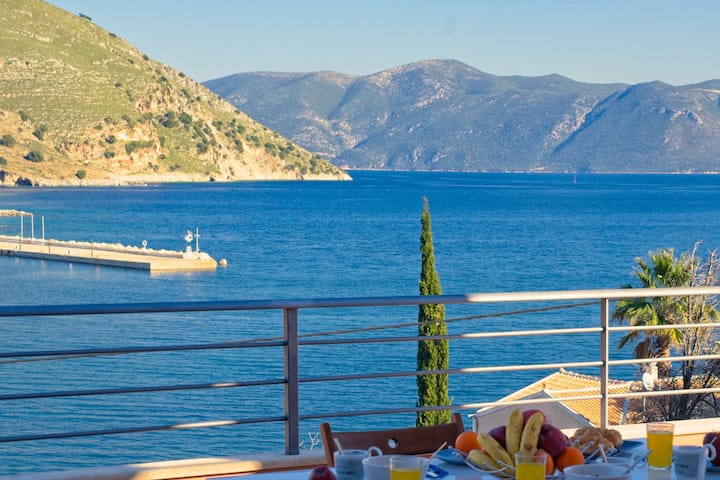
<box><xmin>647</xmin><ymin>422</ymin><xmax>674</xmax><ymax>469</ymax></box>
<box><xmin>515</xmin><ymin>450</ymin><xmax>546</xmax><ymax>480</ymax></box>
<box><xmin>389</xmin><ymin>455</ymin><xmax>423</xmax><ymax>480</ymax></box>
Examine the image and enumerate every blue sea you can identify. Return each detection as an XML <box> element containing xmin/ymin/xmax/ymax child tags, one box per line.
<box><xmin>1</xmin><ymin>171</ymin><xmax>720</xmax><ymax>475</ymax></box>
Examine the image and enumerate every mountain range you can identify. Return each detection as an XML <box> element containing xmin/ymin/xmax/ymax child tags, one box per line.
<box><xmin>0</xmin><ymin>0</ymin><xmax>349</xmax><ymax>186</ymax></box>
<box><xmin>205</xmin><ymin>60</ymin><xmax>720</xmax><ymax>173</ymax></box>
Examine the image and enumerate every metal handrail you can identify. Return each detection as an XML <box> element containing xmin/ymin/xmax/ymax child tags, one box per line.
<box><xmin>2</xmin><ymin>286</ymin><xmax>720</xmax><ymax>461</ymax></box>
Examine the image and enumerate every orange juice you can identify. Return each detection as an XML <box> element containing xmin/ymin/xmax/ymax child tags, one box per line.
<box><xmin>647</xmin><ymin>428</ymin><xmax>673</xmax><ymax>469</ymax></box>
<box><xmin>390</xmin><ymin>468</ymin><xmax>422</xmax><ymax>480</ymax></box>
<box><xmin>516</xmin><ymin>461</ymin><xmax>546</xmax><ymax>480</ymax></box>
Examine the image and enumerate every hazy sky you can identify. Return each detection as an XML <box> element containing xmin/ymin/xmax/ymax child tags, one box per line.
<box><xmin>46</xmin><ymin>0</ymin><xmax>719</xmax><ymax>86</ymax></box>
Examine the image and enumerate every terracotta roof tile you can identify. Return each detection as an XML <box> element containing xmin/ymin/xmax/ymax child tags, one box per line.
<box><xmin>495</xmin><ymin>369</ymin><xmax>633</xmax><ymax>426</ymax></box>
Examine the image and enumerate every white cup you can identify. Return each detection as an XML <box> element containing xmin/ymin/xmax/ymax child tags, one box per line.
<box><xmin>673</xmin><ymin>444</ymin><xmax>717</xmax><ymax>480</ymax></box>
<box><xmin>362</xmin><ymin>454</ymin><xmax>391</xmax><ymax>480</ymax></box>
<box><xmin>334</xmin><ymin>446</ymin><xmax>382</xmax><ymax>480</ymax></box>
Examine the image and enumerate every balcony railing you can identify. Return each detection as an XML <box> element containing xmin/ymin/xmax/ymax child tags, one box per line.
<box><xmin>2</xmin><ymin>287</ymin><xmax>720</xmax><ymax>476</ymax></box>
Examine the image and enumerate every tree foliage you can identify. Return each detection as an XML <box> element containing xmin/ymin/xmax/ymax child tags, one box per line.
<box><xmin>614</xmin><ymin>244</ymin><xmax>720</xmax><ymax>421</ymax></box>
<box><xmin>416</xmin><ymin>197</ymin><xmax>450</xmax><ymax>426</ymax></box>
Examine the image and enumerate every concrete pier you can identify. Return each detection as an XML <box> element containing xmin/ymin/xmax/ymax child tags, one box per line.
<box><xmin>0</xmin><ymin>235</ymin><xmax>218</xmax><ymax>272</ymax></box>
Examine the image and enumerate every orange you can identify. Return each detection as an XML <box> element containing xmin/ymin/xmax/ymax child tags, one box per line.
<box><xmin>555</xmin><ymin>446</ymin><xmax>584</xmax><ymax>472</ymax></box>
<box><xmin>537</xmin><ymin>449</ymin><xmax>555</xmax><ymax>475</ymax></box>
<box><xmin>454</xmin><ymin>431</ymin><xmax>481</xmax><ymax>453</ymax></box>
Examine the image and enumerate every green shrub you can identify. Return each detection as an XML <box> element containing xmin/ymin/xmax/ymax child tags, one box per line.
<box><xmin>125</xmin><ymin>140</ymin><xmax>153</xmax><ymax>154</ymax></box>
<box><xmin>0</xmin><ymin>156</ymin><xmax>7</xmax><ymax>165</ymax></box>
<box><xmin>196</xmin><ymin>142</ymin><xmax>208</xmax><ymax>154</ymax></box>
<box><xmin>76</xmin><ymin>169</ymin><xmax>86</xmax><ymax>179</ymax></box>
<box><xmin>18</xmin><ymin>111</ymin><xmax>28</xmax><ymax>121</ymax></box>
<box><xmin>105</xmin><ymin>135</ymin><xmax>116</xmax><ymax>144</ymax></box>
<box><xmin>0</xmin><ymin>134</ymin><xmax>16</xmax><ymax>147</ymax></box>
<box><xmin>33</xmin><ymin>125</ymin><xmax>47</xmax><ymax>140</ymax></box>
<box><xmin>104</xmin><ymin>150</ymin><xmax>115</xmax><ymax>158</ymax></box>
<box><xmin>23</xmin><ymin>150</ymin><xmax>43</xmax><ymax>162</ymax></box>
<box><xmin>160</xmin><ymin>112</ymin><xmax>178</xmax><ymax>128</ymax></box>
<box><xmin>179</xmin><ymin>112</ymin><xmax>193</xmax><ymax>125</ymax></box>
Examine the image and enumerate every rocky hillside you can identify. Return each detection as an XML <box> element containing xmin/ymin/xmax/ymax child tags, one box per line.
<box><xmin>206</xmin><ymin>60</ymin><xmax>720</xmax><ymax>173</ymax></box>
<box><xmin>0</xmin><ymin>0</ymin><xmax>350</xmax><ymax>186</ymax></box>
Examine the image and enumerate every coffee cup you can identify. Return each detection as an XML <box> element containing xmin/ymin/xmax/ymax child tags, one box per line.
<box><xmin>362</xmin><ymin>454</ymin><xmax>391</xmax><ymax>480</ymax></box>
<box><xmin>334</xmin><ymin>446</ymin><xmax>382</xmax><ymax>480</ymax></box>
<box><xmin>673</xmin><ymin>445</ymin><xmax>717</xmax><ymax>480</ymax></box>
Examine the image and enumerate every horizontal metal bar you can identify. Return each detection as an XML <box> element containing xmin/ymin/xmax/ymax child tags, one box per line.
<box><xmin>608</xmin><ymin>387</ymin><xmax>720</xmax><ymax>399</ymax></box>
<box><xmin>2</xmin><ymin>286</ymin><xmax>720</xmax><ymax>318</ymax></box>
<box><xmin>302</xmin><ymin>393</ymin><xmax>617</xmax><ymax>421</ymax></box>
<box><xmin>300</xmin><ymin>361</ymin><xmax>603</xmax><ymax>385</ymax></box>
<box><xmin>0</xmin><ymin>338</ymin><xmax>284</xmax><ymax>359</ymax></box>
<box><xmin>300</xmin><ymin>326</ymin><xmax>603</xmax><ymax>347</ymax></box>
<box><xmin>609</xmin><ymin>323</ymin><xmax>720</xmax><ymax>332</ymax></box>
<box><xmin>608</xmin><ymin>353</ymin><xmax>720</xmax><ymax>366</ymax></box>
<box><xmin>0</xmin><ymin>416</ymin><xmax>287</xmax><ymax>443</ymax></box>
<box><xmin>0</xmin><ymin>378</ymin><xmax>286</xmax><ymax>401</ymax></box>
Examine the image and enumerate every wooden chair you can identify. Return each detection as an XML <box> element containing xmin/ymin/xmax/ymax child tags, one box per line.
<box><xmin>320</xmin><ymin>412</ymin><xmax>465</xmax><ymax>466</ymax></box>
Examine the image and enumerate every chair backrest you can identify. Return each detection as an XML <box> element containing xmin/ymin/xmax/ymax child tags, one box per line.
<box><xmin>320</xmin><ymin>412</ymin><xmax>465</xmax><ymax>466</ymax></box>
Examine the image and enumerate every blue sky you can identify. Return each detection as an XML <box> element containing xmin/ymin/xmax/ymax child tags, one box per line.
<box><xmin>47</xmin><ymin>0</ymin><xmax>719</xmax><ymax>86</ymax></box>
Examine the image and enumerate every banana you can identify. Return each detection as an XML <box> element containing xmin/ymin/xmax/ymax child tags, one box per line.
<box><xmin>505</xmin><ymin>408</ymin><xmax>523</xmax><ymax>459</ymax></box>
<box><xmin>468</xmin><ymin>448</ymin><xmax>501</xmax><ymax>469</ymax></box>
<box><xmin>469</xmin><ymin>448</ymin><xmax>514</xmax><ymax>478</ymax></box>
<box><xmin>478</xmin><ymin>432</ymin><xmax>514</xmax><ymax>467</ymax></box>
<box><xmin>519</xmin><ymin>411</ymin><xmax>544</xmax><ymax>454</ymax></box>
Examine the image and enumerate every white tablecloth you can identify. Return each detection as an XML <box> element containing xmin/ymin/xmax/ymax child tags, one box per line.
<box><xmin>219</xmin><ymin>454</ymin><xmax>720</xmax><ymax>480</ymax></box>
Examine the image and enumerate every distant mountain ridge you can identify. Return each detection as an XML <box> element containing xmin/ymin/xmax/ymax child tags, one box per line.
<box><xmin>205</xmin><ymin>60</ymin><xmax>720</xmax><ymax>173</ymax></box>
<box><xmin>0</xmin><ymin>0</ymin><xmax>349</xmax><ymax>186</ymax></box>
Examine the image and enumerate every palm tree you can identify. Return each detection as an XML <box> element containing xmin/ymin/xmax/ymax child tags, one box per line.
<box><xmin>612</xmin><ymin>248</ymin><xmax>691</xmax><ymax>377</ymax></box>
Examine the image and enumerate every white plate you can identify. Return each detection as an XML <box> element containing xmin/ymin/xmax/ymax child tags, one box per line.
<box><xmin>435</xmin><ymin>448</ymin><xmax>466</xmax><ymax>465</ymax></box>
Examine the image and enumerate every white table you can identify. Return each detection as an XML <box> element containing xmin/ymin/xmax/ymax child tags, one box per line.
<box><xmin>219</xmin><ymin>455</ymin><xmax>720</xmax><ymax>480</ymax></box>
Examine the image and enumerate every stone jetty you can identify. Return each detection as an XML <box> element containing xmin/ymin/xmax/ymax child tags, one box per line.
<box><xmin>0</xmin><ymin>235</ymin><xmax>218</xmax><ymax>272</ymax></box>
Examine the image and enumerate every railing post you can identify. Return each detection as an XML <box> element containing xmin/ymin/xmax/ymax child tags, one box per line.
<box><xmin>284</xmin><ymin>307</ymin><xmax>300</xmax><ymax>455</ymax></box>
<box><xmin>599</xmin><ymin>297</ymin><xmax>610</xmax><ymax>429</ymax></box>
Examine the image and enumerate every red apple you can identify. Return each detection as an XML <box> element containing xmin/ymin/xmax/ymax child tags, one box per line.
<box><xmin>522</xmin><ymin>409</ymin><xmax>547</xmax><ymax>425</ymax></box>
<box><xmin>309</xmin><ymin>466</ymin><xmax>337</xmax><ymax>480</ymax></box>
<box><xmin>489</xmin><ymin>424</ymin><xmax>507</xmax><ymax>449</ymax></box>
<box><xmin>538</xmin><ymin>424</ymin><xmax>569</xmax><ymax>460</ymax></box>
<box><xmin>704</xmin><ymin>432</ymin><xmax>720</xmax><ymax>467</ymax></box>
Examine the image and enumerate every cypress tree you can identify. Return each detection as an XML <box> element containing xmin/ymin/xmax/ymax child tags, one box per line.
<box><xmin>416</xmin><ymin>197</ymin><xmax>450</xmax><ymax>426</ymax></box>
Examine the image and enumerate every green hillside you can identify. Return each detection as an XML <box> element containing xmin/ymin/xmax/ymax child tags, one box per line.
<box><xmin>0</xmin><ymin>0</ymin><xmax>350</xmax><ymax>185</ymax></box>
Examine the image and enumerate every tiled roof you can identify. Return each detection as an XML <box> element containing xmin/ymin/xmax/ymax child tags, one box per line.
<box><xmin>492</xmin><ymin>369</ymin><xmax>634</xmax><ymax>426</ymax></box>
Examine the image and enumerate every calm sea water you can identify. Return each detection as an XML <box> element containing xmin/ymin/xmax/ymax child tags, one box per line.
<box><xmin>1</xmin><ymin>171</ymin><xmax>720</xmax><ymax>474</ymax></box>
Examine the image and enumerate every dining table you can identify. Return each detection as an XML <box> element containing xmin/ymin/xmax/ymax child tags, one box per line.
<box><xmin>218</xmin><ymin>443</ymin><xmax>720</xmax><ymax>480</ymax></box>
